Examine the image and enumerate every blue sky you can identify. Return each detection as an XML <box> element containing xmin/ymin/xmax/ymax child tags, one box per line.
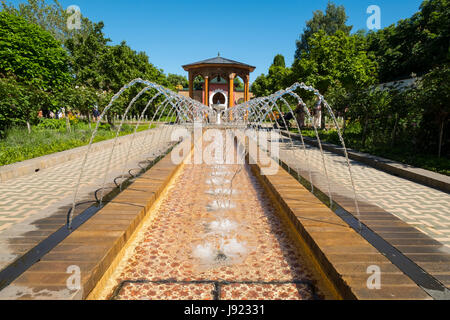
<box><xmin>11</xmin><ymin>0</ymin><xmax>424</xmax><ymax>82</ymax></box>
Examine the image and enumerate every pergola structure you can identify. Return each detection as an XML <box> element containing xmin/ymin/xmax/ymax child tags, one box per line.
<box><xmin>182</xmin><ymin>55</ymin><xmax>255</xmax><ymax>108</ymax></box>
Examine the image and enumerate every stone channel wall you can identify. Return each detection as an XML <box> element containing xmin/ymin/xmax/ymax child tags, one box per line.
<box><xmin>239</xmin><ymin>135</ymin><xmax>431</xmax><ymax>300</ymax></box>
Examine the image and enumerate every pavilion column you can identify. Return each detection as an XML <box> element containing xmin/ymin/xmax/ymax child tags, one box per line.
<box><xmin>228</xmin><ymin>74</ymin><xmax>234</xmax><ymax>108</ymax></box>
<box><xmin>189</xmin><ymin>73</ymin><xmax>194</xmax><ymax>99</ymax></box>
<box><xmin>228</xmin><ymin>74</ymin><xmax>235</xmax><ymax>121</ymax></box>
<box><xmin>204</xmin><ymin>76</ymin><xmax>209</xmax><ymax>106</ymax></box>
<box><xmin>244</xmin><ymin>74</ymin><xmax>250</xmax><ymax>121</ymax></box>
<box><xmin>244</xmin><ymin>74</ymin><xmax>250</xmax><ymax>102</ymax></box>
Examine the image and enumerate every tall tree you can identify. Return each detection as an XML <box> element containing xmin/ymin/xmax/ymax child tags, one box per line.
<box><xmin>66</xmin><ymin>22</ymin><xmax>167</xmax><ymax>93</ymax></box>
<box><xmin>368</xmin><ymin>0</ymin><xmax>450</xmax><ymax>82</ymax></box>
<box><xmin>65</xmin><ymin>20</ymin><xmax>110</xmax><ymax>89</ymax></box>
<box><xmin>1</xmin><ymin>0</ymin><xmax>74</xmax><ymax>42</ymax></box>
<box><xmin>273</xmin><ymin>54</ymin><xmax>286</xmax><ymax>68</ymax></box>
<box><xmin>0</xmin><ymin>11</ymin><xmax>71</xmax><ymax>91</ymax></box>
<box><xmin>294</xmin><ymin>1</ymin><xmax>352</xmax><ymax>60</ymax></box>
<box><xmin>167</xmin><ymin>74</ymin><xmax>188</xmax><ymax>90</ymax></box>
<box><xmin>416</xmin><ymin>63</ymin><xmax>449</xmax><ymax>157</ymax></box>
<box><xmin>100</xmin><ymin>41</ymin><xmax>166</xmax><ymax>93</ymax></box>
<box><xmin>252</xmin><ymin>54</ymin><xmax>292</xmax><ymax>97</ymax></box>
<box><xmin>292</xmin><ymin>30</ymin><xmax>378</xmax><ymax>128</ymax></box>
<box><xmin>292</xmin><ymin>30</ymin><xmax>377</xmax><ymax>95</ymax></box>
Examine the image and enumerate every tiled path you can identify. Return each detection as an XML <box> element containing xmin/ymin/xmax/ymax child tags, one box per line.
<box><xmin>0</xmin><ymin>126</ymin><xmax>175</xmax><ymax>270</ymax></box>
<box><xmin>272</xmin><ymin>132</ymin><xmax>450</xmax><ymax>247</ymax></box>
<box><xmin>100</xmin><ymin>138</ymin><xmax>327</xmax><ymax>300</ymax></box>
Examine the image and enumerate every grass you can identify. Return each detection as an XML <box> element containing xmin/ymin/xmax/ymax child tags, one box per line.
<box><xmin>289</xmin><ymin>126</ymin><xmax>450</xmax><ymax>176</ymax></box>
<box><xmin>157</xmin><ymin>115</ymin><xmax>177</xmax><ymax>122</ymax></box>
<box><xmin>0</xmin><ymin>120</ymin><xmax>155</xmax><ymax>166</ymax></box>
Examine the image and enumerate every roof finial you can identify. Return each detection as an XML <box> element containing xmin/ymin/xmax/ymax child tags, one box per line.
<box><xmin>218</xmin><ymin>52</ymin><xmax>220</xmax><ymax>57</ymax></box>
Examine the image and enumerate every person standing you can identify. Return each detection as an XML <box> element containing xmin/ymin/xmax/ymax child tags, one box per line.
<box><xmin>93</xmin><ymin>105</ymin><xmax>100</xmax><ymax>122</ymax></box>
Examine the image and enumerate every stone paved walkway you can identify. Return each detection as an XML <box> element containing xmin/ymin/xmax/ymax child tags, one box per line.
<box><xmin>272</xmin><ymin>132</ymin><xmax>450</xmax><ymax>247</ymax></box>
<box><xmin>0</xmin><ymin>126</ymin><xmax>176</xmax><ymax>270</ymax></box>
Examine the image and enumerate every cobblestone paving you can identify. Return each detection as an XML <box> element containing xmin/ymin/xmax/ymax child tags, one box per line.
<box><xmin>0</xmin><ymin>127</ymin><xmax>175</xmax><ymax>235</ymax></box>
<box><xmin>273</xmin><ymin>132</ymin><xmax>450</xmax><ymax>247</ymax></box>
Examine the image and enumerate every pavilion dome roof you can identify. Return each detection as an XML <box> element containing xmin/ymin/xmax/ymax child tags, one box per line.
<box><xmin>182</xmin><ymin>56</ymin><xmax>255</xmax><ymax>71</ymax></box>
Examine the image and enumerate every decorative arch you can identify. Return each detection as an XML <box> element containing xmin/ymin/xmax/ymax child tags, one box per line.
<box><xmin>210</xmin><ymin>89</ymin><xmax>228</xmax><ymax>108</ymax></box>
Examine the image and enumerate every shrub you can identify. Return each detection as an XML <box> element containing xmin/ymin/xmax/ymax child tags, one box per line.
<box><xmin>36</xmin><ymin>118</ymin><xmax>66</xmax><ymax>130</ymax></box>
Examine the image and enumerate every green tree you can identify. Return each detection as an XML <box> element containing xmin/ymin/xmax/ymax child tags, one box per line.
<box><xmin>292</xmin><ymin>30</ymin><xmax>378</xmax><ymax>95</ymax></box>
<box><xmin>100</xmin><ymin>41</ymin><xmax>167</xmax><ymax>93</ymax></box>
<box><xmin>347</xmin><ymin>88</ymin><xmax>392</xmax><ymax>148</ymax></box>
<box><xmin>416</xmin><ymin>64</ymin><xmax>450</xmax><ymax>157</ymax></box>
<box><xmin>1</xmin><ymin>0</ymin><xmax>95</xmax><ymax>42</ymax></box>
<box><xmin>251</xmin><ymin>74</ymin><xmax>271</xmax><ymax>97</ymax></box>
<box><xmin>65</xmin><ymin>20</ymin><xmax>110</xmax><ymax>89</ymax></box>
<box><xmin>1</xmin><ymin>0</ymin><xmax>66</xmax><ymax>40</ymax></box>
<box><xmin>0</xmin><ymin>77</ymin><xmax>23</xmax><ymax>136</ymax></box>
<box><xmin>273</xmin><ymin>54</ymin><xmax>286</xmax><ymax>68</ymax></box>
<box><xmin>57</xmin><ymin>85</ymin><xmax>98</xmax><ymax>118</ymax></box>
<box><xmin>368</xmin><ymin>0</ymin><xmax>450</xmax><ymax>82</ymax></box>
<box><xmin>0</xmin><ymin>76</ymin><xmax>49</xmax><ymax>135</ymax></box>
<box><xmin>252</xmin><ymin>54</ymin><xmax>292</xmax><ymax>97</ymax></box>
<box><xmin>292</xmin><ymin>31</ymin><xmax>377</xmax><ymax>129</ymax></box>
<box><xmin>0</xmin><ymin>11</ymin><xmax>71</xmax><ymax>91</ymax></box>
<box><xmin>93</xmin><ymin>42</ymin><xmax>168</xmax><ymax>120</ymax></box>
<box><xmin>193</xmin><ymin>76</ymin><xmax>203</xmax><ymax>90</ymax></box>
<box><xmin>294</xmin><ymin>1</ymin><xmax>352</xmax><ymax>60</ymax></box>
<box><xmin>234</xmin><ymin>77</ymin><xmax>244</xmax><ymax>90</ymax></box>
<box><xmin>66</xmin><ymin>20</ymin><xmax>168</xmax><ymax>118</ymax></box>
<box><xmin>167</xmin><ymin>74</ymin><xmax>188</xmax><ymax>90</ymax></box>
